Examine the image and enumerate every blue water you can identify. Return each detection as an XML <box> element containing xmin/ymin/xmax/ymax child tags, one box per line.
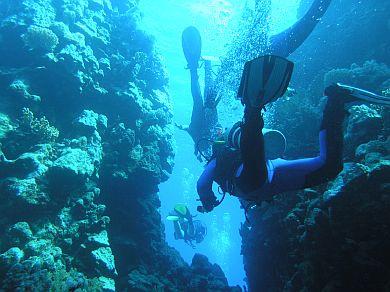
<box><xmin>138</xmin><ymin>0</ymin><xmax>300</xmax><ymax>286</ymax></box>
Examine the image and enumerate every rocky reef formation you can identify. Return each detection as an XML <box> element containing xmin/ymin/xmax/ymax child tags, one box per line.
<box><xmin>241</xmin><ymin>147</ymin><xmax>390</xmax><ymax>291</ymax></box>
<box><xmin>0</xmin><ymin>0</ymin><xmax>237</xmax><ymax>290</ymax></box>
<box><xmin>242</xmin><ymin>0</ymin><xmax>390</xmax><ymax>290</ymax></box>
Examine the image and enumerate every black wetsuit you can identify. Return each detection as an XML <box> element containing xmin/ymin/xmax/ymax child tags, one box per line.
<box><xmin>181</xmin><ymin>60</ymin><xmax>219</xmax><ymax>160</ymax></box>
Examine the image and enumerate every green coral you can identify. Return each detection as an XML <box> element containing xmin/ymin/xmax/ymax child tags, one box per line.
<box><xmin>19</xmin><ymin>108</ymin><xmax>59</xmax><ymax>143</ymax></box>
<box><xmin>23</xmin><ymin>25</ymin><xmax>59</xmax><ymax>52</ymax></box>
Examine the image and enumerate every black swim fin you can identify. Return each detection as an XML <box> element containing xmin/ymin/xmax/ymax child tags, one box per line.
<box><xmin>237</xmin><ymin>55</ymin><xmax>294</xmax><ymax>108</ymax></box>
<box><xmin>182</xmin><ymin>26</ymin><xmax>202</xmax><ymax>70</ymax></box>
<box><xmin>336</xmin><ymin>83</ymin><xmax>390</xmax><ymax>107</ymax></box>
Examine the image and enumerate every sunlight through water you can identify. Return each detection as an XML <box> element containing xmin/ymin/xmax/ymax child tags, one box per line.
<box><xmin>139</xmin><ymin>0</ymin><xmax>301</xmax><ymax>287</ymax></box>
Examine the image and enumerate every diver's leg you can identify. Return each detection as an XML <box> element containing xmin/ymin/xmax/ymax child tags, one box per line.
<box><xmin>306</xmin><ymin>83</ymin><xmax>390</xmax><ymax>183</ymax></box>
<box><xmin>237</xmin><ymin>107</ymin><xmax>268</xmax><ymax>193</ymax></box>
<box><xmin>189</xmin><ymin>68</ymin><xmax>204</xmax><ymax>127</ymax></box>
<box><xmin>263</xmin><ymin>94</ymin><xmax>347</xmax><ymax>196</ymax></box>
<box><xmin>190</xmin><ymin>69</ymin><xmax>203</xmax><ymax>110</ymax></box>
<box><xmin>304</xmin><ymin>93</ymin><xmax>346</xmax><ymax>186</ymax></box>
<box><xmin>261</xmin><ymin>133</ymin><xmax>338</xmax><ymax>196</ymax></box>
<box><xmin>263</xmin><ymin>156</ymin><xmax>326</xmax><ymax>197</ymax></box>
<box><xmin>173</xmin><ymin>221</ymin><xmax>184</xmax><ymax>240</ymax></box>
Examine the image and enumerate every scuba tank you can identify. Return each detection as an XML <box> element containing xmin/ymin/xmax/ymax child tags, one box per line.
<box><xmin>222</xmin><ymin>122</ymin><xmax>287</xmax><ymax>160</ymax></box>
<box><xmin>262</xmin><ymin>128</ymin><xmax>287</xmax><ymax>159</ymax></box>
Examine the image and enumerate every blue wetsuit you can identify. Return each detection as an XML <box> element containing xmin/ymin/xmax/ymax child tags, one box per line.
<box><xmin>198</xmin><ymin>131</ymin><xmax>328</xmax><ymax>202</ymax></box>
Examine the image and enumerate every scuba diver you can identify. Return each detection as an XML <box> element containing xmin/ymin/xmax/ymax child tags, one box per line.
<box><xmin>196</xmin><ymin>55</ymin><xmax>390</xmax><ymax>213</ymax></box>
<box><xmin>166</xmin><ymin>204</ymin><xmax>207</xmax><ymax>248</ymax></box>
<box><xmin>176</xmin><ymin>26</ymin><xmax>222</xmax><ymax>161</ymax></box>
<box><xmin>178</xmin><ymin>0</ymin><xmax>332</xmax><ymax>161</ymax></box>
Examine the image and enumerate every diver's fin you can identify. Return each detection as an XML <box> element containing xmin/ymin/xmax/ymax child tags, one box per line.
<box><xmin>182</xmin><ymin>26</ymin><xmax>202</xmax><ymax>70</ymax></box>
<box><xmin>336</xmin><ymin>83</ymin><xmax>390</xmax><ymax>106</ymax></box>
<box><xmin>237</xmin><ymin>55</ymin><xmax>294</xmax><ymax>108</ymax></box>
<box><xmin>174</xmin><ymin>203</ymin><xmax>189</xmax><ymax>217</ymax></box>
<box><xmin>166</xmin><ymin>215</ymin><xmax>180</xmax><ymax>221</ymax></box>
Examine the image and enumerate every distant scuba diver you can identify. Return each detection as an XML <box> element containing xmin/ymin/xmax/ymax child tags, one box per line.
<box><xmin>176</xmin><ymin>26</ymin><xmax>222</xmax><ymax>161</ymax></box>
<box><xmin>167</xmin><ymin>204</ymin><xmax>207</xmax><ymax>248</ymax></box>
<box><xmin>178</xmin><ymin>0</ymin><xmax>332</xmax><ymax>161</ymax></box>
<box><xmin>196</xmin><ymin>55</ymin><xmax>390</xmax><ymax>213</ymax></box>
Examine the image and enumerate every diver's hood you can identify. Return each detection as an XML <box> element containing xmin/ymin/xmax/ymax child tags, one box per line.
<box><xmin>237</xmin><ymin>55</ymin><xmax>294</xmax><ymax>108</ymax></box>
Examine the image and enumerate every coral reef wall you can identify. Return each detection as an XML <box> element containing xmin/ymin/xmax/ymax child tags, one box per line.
<box><xmin>0</xmin><ymin>0</ymin><xmax>238</xmax><ymax>290</ymax></box>
<box><xmin>241</xmin><ymin>0</ymin><xmax>390</xmax><ymax>291</ymax></box>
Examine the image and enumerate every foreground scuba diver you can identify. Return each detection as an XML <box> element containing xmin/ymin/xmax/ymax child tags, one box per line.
<box><xmin>196</xmin><ymin>55</ymin><xmax>390</xmax><ymax>213</ymax></box>
<box><xmin>166</xmin><ymin>204</ymin><xmax>207</xmax><ymax>248</ymax></box>
<box><xmin>178</xmin><ymin>0</ymin><xmax>332</xmax><ymax>161</ymax></box>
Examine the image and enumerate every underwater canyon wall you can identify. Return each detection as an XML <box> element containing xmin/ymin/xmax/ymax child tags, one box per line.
<box><xmin>0</xmin><ymin>0</ymin><xmax>239</xmax><ymax>290</ymax></box>
<box><xmin>241</xmin><ymin>0</ymin><xmax>390</xmax><ymax>291</ymax></box>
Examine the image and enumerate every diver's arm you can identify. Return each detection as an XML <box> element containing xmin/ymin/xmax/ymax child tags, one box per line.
<box><xmin>189</xmin><ymin>68</ymin><xmax>206</xmax><ymax>138</ymax></box>
<box><xmin>197</xmin><ymin>159</ymin><xmax>218</xmax><ymax>212</ymax></box>
<box><xmin>269</xmin><ymin>0</ymin><xmax>332</xmax><ymax>57</ymax></box>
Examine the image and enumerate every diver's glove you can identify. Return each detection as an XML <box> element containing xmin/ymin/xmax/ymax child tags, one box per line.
<box><xmin>198</xmin><ymin>192</ymin><xmax>218</xmax><ymax>213</ymax></box>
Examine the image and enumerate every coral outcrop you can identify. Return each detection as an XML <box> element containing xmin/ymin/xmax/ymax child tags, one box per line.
<box><xmin>23</xmin><ymin>25</ymin><xmax>60</xmax><ymax>52</ymax></box>
<box><xmin>0</xmin><ymin>0</ymin><xmax>236</xmax><ymax>290</ymax></box>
